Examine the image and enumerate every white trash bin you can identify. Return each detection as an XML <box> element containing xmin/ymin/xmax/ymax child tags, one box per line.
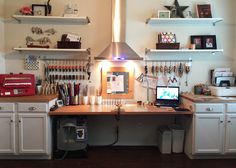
<box><xmin>157</xmin><ymin>126</ymin><xmax>172</xmax><ymax>154</ymax></box>
<box><xmin>169</xmin><ymin>124</ymin><xmax>185</xmax><ymax>153</ymax></box>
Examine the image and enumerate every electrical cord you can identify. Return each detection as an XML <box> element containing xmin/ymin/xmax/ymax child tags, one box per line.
<box><xmin>102</xmin><ymin>109</ymin><xmax>121</xmax><ymax>146</ymax></box>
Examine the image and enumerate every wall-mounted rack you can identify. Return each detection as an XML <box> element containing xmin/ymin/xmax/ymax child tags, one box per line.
<box><xmin>144</xmin><ymin>59</ymin><xmax>192</xmax><ymax>63</ymax></box>
<box><xmin>42</xmin><ymin>58</ymin><xmax>90</xmax><ymax>61</ymax></box>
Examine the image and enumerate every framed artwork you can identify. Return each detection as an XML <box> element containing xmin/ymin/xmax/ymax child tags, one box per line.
<box><xmin>158</xmin><ymin>10</ymin><xmax>170</xmax><ymax>18</ymax></box>
<box><xmin>32</xmin><ymin>4</ymin><xmax>47</xmax><ymax>16</ymax></box>
<box><xmin>202</xmin><ymin>35</ymin><xmax>217</xmax><ymax>49</ymax></box>
<box><xmin>196</xmin><ymin>4</ymin><xmax>212</xmax><ymax>18</ymax></box>
<box><xmin>190</xmin><ymin>36</ymin><xmax>203</xmax><ymax>49</ymax></box>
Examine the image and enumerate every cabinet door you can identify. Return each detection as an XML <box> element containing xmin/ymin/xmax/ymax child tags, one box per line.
<box><xmin>18</xmin><ymin>113</ymin><xmax>48</xmax><ymax>154</ymax></box>
<box><xmin>0</xmin><ymin>114</ymin><xmax>16</xmax><ymax>154</ymax></box>
<box><xmin>194</xmin><ymin>113</ymin><xmax>224</xmax><ymax>154</ymax></box>
<box><xmin>225</xmin><ymin>114</ymin><xmax>236</xmax><ymax>153</ymax></box>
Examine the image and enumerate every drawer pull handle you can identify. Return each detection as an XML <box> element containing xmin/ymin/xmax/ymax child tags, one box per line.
<box><xmin>28</xmin><ymin>107</ymin><xmax>37</xmax><ymax>111</ymax></box>
<box><xmin>10</xmin><ymin>120</ymin><xmax>13</xmax><ymax>123</ymax></box>
<box><xmin>0</xmin><ymin>107</ymin><xmax>2</xmax><ymax>110</ymax></box>
<box><xmin>206</xmin><ymin>107</ymin><xmax>213</xmax><ymax>111</ymax></box>
<box><xmin>228</xmin><ymin>121</ymin><xmax>231</xmax><ymax>123</ymax></box>
<box><xmin>220</xmin><ymin>121</ymin><xmax>224</xmax><ymax>123</ymax></box>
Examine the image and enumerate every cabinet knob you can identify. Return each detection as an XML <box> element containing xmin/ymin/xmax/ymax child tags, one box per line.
<box><xmin>206</xmin><ymin>107</ymin><xmax>213</xmax><ymax>111</ymax></box>
<box><xmin>220</xmin><ymin>121</ymin><xmax>224</xmax><ymax>123</ymax></box>
<box><xmin>228</xmin><ymin>120</ymin><xmax>231</xmax><ymax>123</ymax></box>
<box><xmin>10</xmin><ymin>120</ymin><xmax>13</xmax><ymax>123</ymax></box>
<box><xmin>19</xmin><ymin>120</ymin><xmax>21</xmax><ymax>123</ymax></box>
<box><xmin>28</xmin><ymin>107</ymin><xmax>37</xmax><ymax>111</ymax></box>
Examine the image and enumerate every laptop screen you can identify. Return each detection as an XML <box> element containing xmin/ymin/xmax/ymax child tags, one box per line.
<box><xmin>156</xmin><ymin>86</ymin><xmax>180</xmax><ymax>107</ymax></box>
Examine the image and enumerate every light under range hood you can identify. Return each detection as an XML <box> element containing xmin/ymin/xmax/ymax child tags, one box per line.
<box><xmin>95</xmin><ymin>0</ymin><xmax>143</xmax><ymax>61</ymax></box>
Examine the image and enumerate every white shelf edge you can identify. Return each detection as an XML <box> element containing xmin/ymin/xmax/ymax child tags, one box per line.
<box><xmin>12</xmin><ymin>15</ymin><xmax>90</xmax><ymax>24</ymax></box>
<box><xmin>14</xmin><ymin>47</ymin><xmax>91</xmax><ymax>54</ymax></box>
<box><xmin>145</xmin><ymin>49</ymin><xmax>224</xmax><ymax>54</ymax></box>
<box><xmin>146</xmin><ymin>17</ymin><xmax>223</xmax><ymax>25</ymax></box>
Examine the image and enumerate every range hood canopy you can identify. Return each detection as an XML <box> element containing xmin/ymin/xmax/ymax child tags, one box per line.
<box><xmin>95</xmin><ymin>0</ymin><xmax>143</xmax><ymax>61</ymax></box>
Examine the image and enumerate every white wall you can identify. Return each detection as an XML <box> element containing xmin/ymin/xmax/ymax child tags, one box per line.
<box><xmin>3</xmin><ymin>0</ymin><xmax>236</xmax><ymax>145</ymax></box>
<box><xmin>0</xmin><ymin>0</ymin><xmax>5</xmax><ymax>73</ymax></box>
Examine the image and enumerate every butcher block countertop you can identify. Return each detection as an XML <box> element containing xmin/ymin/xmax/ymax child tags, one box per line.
<box><xmin>49</xmin><ymin>104</ymin><xmax>193</xmax><ymax>116</ymax></box>
<box><xmin>0</xmin><ymin>95</ymin><xmax>58</xmax><ymax>102</ymax></box>
<box><xmin>181</xmin><ymin>93</ymin><xmax>236</xmax><ymax>103</ymax></box>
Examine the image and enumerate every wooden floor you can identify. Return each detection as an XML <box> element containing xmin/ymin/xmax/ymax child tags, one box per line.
<box><xmin>0</xmin><ymin>147</ymin><xmax>236</xmax><ymax>168</ymax></box>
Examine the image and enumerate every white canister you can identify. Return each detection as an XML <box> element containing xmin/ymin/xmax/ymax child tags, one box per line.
<box><xmin>83</xmin><ymin>96</ymin><xmax>88</xmax><ymax>105</ymax></box>
<box><xmin>96</xmin><ymin>96</ymin><xmax>102</xmax><ymax>105</ymax></box>
<box><xmin>89</xmin><ymin>96</ymin><xmax>95</xmax><ymax>105</ymax></box>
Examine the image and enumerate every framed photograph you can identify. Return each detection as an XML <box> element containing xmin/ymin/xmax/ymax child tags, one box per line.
<box><xmin>202</xmin><ymin>35</ymin><xmax>217</xmax><ymax>49</ymax></box>
<box><xmin>196</xmin><ymin>4</ymin><xmax>212</xmax><ymax>18</ymax></box>
<box><xmin>190</xmin><ymin>36</ymin><xmax>203</xmax><ymax>49</ymax></box>
<box><xmin>32</xmin><ymin>4</ymin><xmax>47</xmax><ymax>16</ymax></box>
<box><xmin>158</xmin><ymin>10</ymin><xmax>170</xmax><ymax>18</ymax></box>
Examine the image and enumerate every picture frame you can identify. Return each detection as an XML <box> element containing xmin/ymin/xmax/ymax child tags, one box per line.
<box><xmin>158</xmin><ymin>10</ymin><xmax>170</xmax><ymax>18</ymax></box>
<box><xmin>190</xmin><ymin>35</ymin><xmax>203</xmax><ymax>49</ymax></box>
<box><xmin>202</xmin><ymin>35</ymin><xmax>217</xmax><ymax>49</ymax></box>
<box><xmin>32</xmin><ymin>4</ymin><xmax>47</xmax><ymax>16</ymax></box>
<box><xmin>196</xmin><ymin>4</ymin><xmax>212</xmax><ymax>18</ymax></box>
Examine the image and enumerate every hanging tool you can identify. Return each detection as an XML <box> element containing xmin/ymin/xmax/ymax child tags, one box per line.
<box><xmin>151</xmin><ymin>61</ymin><xmax>155</xmax><ymax>76</ymax></box>
<box><xmin>144</xmin><ymin>60</ymin><xmax>148</xmax><ymax>75</ymax></box>
<box><xmin>178</xmin><ymin>62</ymin><xmax>184</xmax><ymax>78</ymax></box>
<box><xmin>155</xmin><ymin>62</ymin><xmax>159</xmax><ymax>76</ymax></box>
<box><xmin>164</xmin><ymin>62</ymin><xmax>168</xmax><ymax>75</ymax></box>
<box><xmin>168</xmin><ymin>61</ymin><xmax>173</xmax><ymax>74</ymax></box>
<box><xmin>184</xmin><ymin>61</ymin><xmax>191</xmax><ymax>86</ymax></box>
<box><xmin>86</xmin><ymin>57</ymin><xmax>92</xmax><ymax>80</ymax></box>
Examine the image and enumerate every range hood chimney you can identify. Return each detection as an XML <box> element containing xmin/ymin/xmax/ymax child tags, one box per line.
<box><xmin>95</xmin><ymin>0</ymin><xmax>143</xmax><ymax>61</ymax></box>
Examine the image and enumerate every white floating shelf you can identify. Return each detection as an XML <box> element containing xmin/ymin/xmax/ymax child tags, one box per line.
<box><xmin>12</xmin><ymin>15</ymin><xmax>90</xmax><ymax>24</ymax></box>
<box><xmin>146</xmin><ymin>18</ymin><xmax>223</xmax><ymax>26</ymax></box>
<box><xmin>145</xmin><ymin>49</ymin><xmax>224</xmax><ymax>54</ymax></box>
<box><xmin>14</xmin><ymin>47</ymin><xmax>91</xmax><ymax>54</ymax></box>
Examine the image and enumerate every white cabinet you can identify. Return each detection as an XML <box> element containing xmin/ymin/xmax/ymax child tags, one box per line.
<box><xmin>0</xmin><ymin>100</ymin><xmax>55</xmax><ymax>158</ymax></box>
<box><xmin>182</xmin><ymin>99</ymin><xmax>236</xmax><ymax>158</ymax></box>
<box><xmin>18</xmin><ymin>113</ymin><xmax>48</xmax><ymax>154</ymax></box>
<box><xmin>0</xmin><ymin>113</ymin><xmax>16</xmax><ymax>154</ymax></box>
<box><xmin>225</xmin><ymin>114</ymin><xmax>236</xmax><ymax>153</ymax></box>
<box><xmin>194</xmin><ymin>113</ymin><xmax>224</xmax><ymax>154</ymax></box>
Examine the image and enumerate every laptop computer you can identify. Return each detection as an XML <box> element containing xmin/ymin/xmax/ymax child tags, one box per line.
<box><xmin>155</xmin><ymin>86</ymin><xmax>180</xmax><ymax>107</ymax></box>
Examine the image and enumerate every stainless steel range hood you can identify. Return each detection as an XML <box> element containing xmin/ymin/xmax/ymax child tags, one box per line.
<box><xmin>95</xmin><ymin>0</ymin><xmax>143</xmax><ymax>61</ymax></box>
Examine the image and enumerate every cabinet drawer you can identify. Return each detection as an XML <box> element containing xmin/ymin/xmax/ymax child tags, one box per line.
<box><xmin>226</xmin><ymin>104</ymin><xmax>236</xmax><ymax>113</ymax></box>
<box><xmin>195</xmin><ymin>104</ymin><xmax>224</xmax><ymax>113</ymax></box>
<box><xmin>0</xmin><ymin>103</ymin><xmax>15</xmax><ymax>112</ymax></box>
<box><xmin>18</xmin><ymin>103</ymin><xmax>48</xmax><ymax>113</ymax></box>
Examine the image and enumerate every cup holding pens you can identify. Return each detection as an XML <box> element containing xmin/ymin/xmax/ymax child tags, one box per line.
<box><xmin>71</xmin><ymin>95</ymin><xmax>79</xmax><ymax>105</ymax></box>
